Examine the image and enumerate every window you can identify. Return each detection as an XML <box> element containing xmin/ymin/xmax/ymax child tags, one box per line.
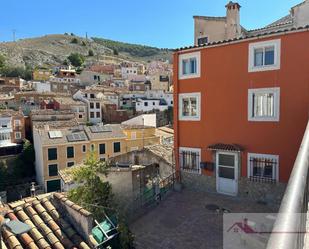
<box><xmin>82</xmin><ymin>145</ymin><xmax>86</xmax><ymax>153</ymax></box>
<box><xmin>90</xmin><ymin>94</ymin><xmax>95</xmax><ymax>99</ymax></box>
<box><xmin>179</xmin><ymin>93</ymin><xmax>201</xmax><ymax>121</ymax></box>
<box><xmin>90</xmin><ymin>112</ymin><xmax>95</xmax><ymax>118</ymax></box>
<box><xmin>131</xmin><ymin>132</ymin><xmax>137</xmax><ymax>139</ymax></box>
<box><xmin>67</xmin><ymin>146</ymin><xmax>74</xmax><ymax>159</ymax></box>
<box><xmin>248</xmin><ymin>153</ymin><xmax>279</xmax><ymax>183</ymax></box>
<box><xmin>197</xmin><ymin>36</ymin><xmax>208</xmax><ymax>45</ymax></box>
<box><xmin>91</xmin><ymin>144</ymin><xmax>95</xmax><ymax>152</ymax></box>
<box><xmin>144</xmin><ymin>102</ymin><xmax>148</xmax><ymax>107</ymax></box>
<box><xmin>90</xmin><ymin>103</ymin><xmax>94</xmax><ymax>109</ymax></box>
<box><xmin>15</xmin><ymin>132</ymin><xmax>21</xmax><ymax>139</ymax></box>
<box><xmin>79</xmin><ymin>114</ymin><xmax>83</xmax><ymax>119</ymax></box>
<box><xmin>179</xmin><ymin>52</ymin><xmax>200</xmax><ymax>79</ymax></box>
<box><xmin>46</xmin><ymin>179</ymin><xmax>61</xmax><ymax>193</ymax></box>
<box><xmin>248</xmin><ymin>88</ymin><xmax>280</xmax><ymax>122</ymax></box>
<box><xmin>48</xmin><ymin>148</ymin><xmax>57</xmax><ymax>161</ymax></box>
<box><xmin>113</xmin><ymin>142</ymin><xmax>121</xmax><ymax>153</ymax></box>
<box><xmin>48</xmin><ymin>164</ymin><xmax>58</xmax><ymax>176</ymax></box>
<box><xmin>67</xmin><ymin>162</ymin><xmax>74</xmax><ymax>167</ymax></box>
<box><xmin>96</xmin><ymin>103</ymin><xmax>100</xmax><ymax>109</ymax></box>
<box><xmin>96</xmin><ymin>112</ymin><xmax>101</xmax><ymax>118</ymax></box>
<box><xmin>179</xmin><ymin>147</ymin><xmax>201</xmax><ymax>174</ymax></box>
<box><xmin>14</xmin><ymin>120</ymin><xmax>21</xmax><ymax>127</ymax></box>
<box><xmin>99</xmin><ymin>144</ymin><xmax>106</xmax><ymax>154</ymax></box>
<box><xmin>248</xmin><ymin>39</ymin><xmax>281</xmax><ymax>72</ymax></box>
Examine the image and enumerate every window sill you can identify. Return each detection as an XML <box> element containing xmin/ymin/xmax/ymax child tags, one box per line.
<box><xmin>249</xmin><ymin>176</ymin><xmax>277</xmax><ymax>184</ymax></box>
<box><xmin>248</xmin><ymin>64</ymin><xmax>280</xmax><ymax>72</ymax></box>
<box><xmin>248</xmin><ymin>117</ymin><xmax>279</xmax><ymax>122</ymax></box>
<box><xmin>178</xmin><ymin>73</ymin><xmax>200</xmax><ymax>80</ymax></box>
<box><xmin>181</xmin><ymin>168</ymin><xmax>201</xmax><ymax>174</ymax></box>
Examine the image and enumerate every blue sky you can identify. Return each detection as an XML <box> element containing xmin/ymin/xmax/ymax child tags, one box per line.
<box><xmin>0</xmin><ymin>0</ymin><xmax>300</xmax><ymax>48</ymax></box>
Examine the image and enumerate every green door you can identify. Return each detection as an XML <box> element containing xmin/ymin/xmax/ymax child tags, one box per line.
<box><xmin>46</xmin><ymin>179</ymin><xmax>61</xmax><ymax>192</ymax></box>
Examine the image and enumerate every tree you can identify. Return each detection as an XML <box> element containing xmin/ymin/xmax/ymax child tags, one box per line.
<box><xmin>0</xmin><ymin>66</ymin><xmax>33</xmax><ymax>80</ymax></box>
<box><xmin>88</xmin><ymin>49</ymin><xmax>94</xmax><ymax>56</ymax></box>
<box><xmin>13</xmin><ymin>139</ymin><xmax>35</xmax><ymax>178</ymax></box>
<box><xmin>67</xmin><ymin>53</ymin><xmax>85</xmax><ymax>67</ymax></box>
<box><xmin>82</xmin><ymin>41</ymin><xmax>87</xmax><ymax>46</ymax></box>
<box><xmin>113</xmin><ymin>49</ymin><xmax>119</xmax><ymax>56</ymax></box>
<box><xmin>68</xmin><ymin>152</ymin><xmax>113</xmax><ymax>219</ymax></box>
<box><xmin>71</xmin><ymin>38</ymin><xmax>79</xmax><ymax>44</ymax></box>
<box><xmin>68</xmin><ymin>153</ymin><xmax>135</xmax><ymax>249</ymax></box>
<box><xmin>0</xmin><ymin>54</ymin><xmax>5</xmax><ymax>68</ymax></box>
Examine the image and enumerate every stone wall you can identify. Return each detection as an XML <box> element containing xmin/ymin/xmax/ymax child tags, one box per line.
<box><xmin>181</xmin><ymin>172</ymin><xmax>286</xmax><ymax>205</ymax></box>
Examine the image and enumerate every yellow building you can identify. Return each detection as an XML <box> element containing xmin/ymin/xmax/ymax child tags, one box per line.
<box><xmin>33</xmin><ymin>123</ymin><xmax>160</xmax><ymax>192</ymax></box>
<box><xmin>32</xmin><ymin>69</ymin><xmax>52</xmax><ymax>81</ymax></box>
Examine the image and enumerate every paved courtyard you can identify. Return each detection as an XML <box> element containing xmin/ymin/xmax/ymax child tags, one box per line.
<box><xmin>130</xmin><ymin>189</ymin><xmax>279</xmax><ymax>249</ymax></box>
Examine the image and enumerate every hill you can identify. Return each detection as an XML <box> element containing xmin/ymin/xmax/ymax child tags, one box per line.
<box><xmin>0</xmin><ymin>34</ymin><xmax>173</xmax><ymax>69</ymax></box>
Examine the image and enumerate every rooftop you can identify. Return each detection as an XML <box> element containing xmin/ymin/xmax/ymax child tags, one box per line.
<box><xmin>0</xmin><ymin>192</ymin><xmax>96</xmax><ymax>249</ymax></box>
<box><xmin>53</xmin><ymin>97</ymin><xmax>85</xmax><ymax>106</ymax></box>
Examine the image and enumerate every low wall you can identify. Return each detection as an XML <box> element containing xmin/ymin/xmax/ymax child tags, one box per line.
<box><xmin>181</xmin><ymin>172</ymin><xmax>286</xmax><ymax>206</ymax></box>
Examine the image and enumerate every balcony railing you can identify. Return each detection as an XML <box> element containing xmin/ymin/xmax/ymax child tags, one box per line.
<box><xmin>266</xmin><ymin>120</ymin><xmax>309</xmax><ymax>249</ymax></box>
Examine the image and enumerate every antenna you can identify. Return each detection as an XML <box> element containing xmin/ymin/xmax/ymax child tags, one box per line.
<box><xmin>12</xmin><ymin>29</ymin><xmax>16</xmax><ymax>42</ymax></box>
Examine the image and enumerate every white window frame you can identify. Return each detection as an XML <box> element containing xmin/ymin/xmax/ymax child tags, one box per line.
<box><xmin>196</xmin><ymin>35</ymin><xmax>209</xmax><ymax>46</ymax></box>
<box><xmin>248</xmin><ymin>87</ymin><xmax>280</xmax><ymax>122</ymax></box>
<box><xmin>131</xmin><ymin>132</ymin><xmax>137</xmax><ymax>140</ymax></box>
<box><xmin>15</xmin><ymin>132</ymin><xmax>21</xmax><ymax>139</ymax></box>
<box><xmin>179</xmin><ymin>147</ymin><xmax>201</xmax><ymax>174</ymax></box>
<box><xmin>247</xmin><ymin>153</ymin><xmax>279</xmax><ymax>182</ymax></box>
<box><xmin>67</xmin><ymin>161</ymin><xmax>75</xmax><ymax>167</ymax></box>
<box><xmin>179</xmin><ymin>51</ymin><xmax>201</xmax><ymax>79</ymax></box>
<box><xmin>14</xmin><ymin>120</ymin><xmax>21</xmax><ymax>127</ymax></box>
<box><xmin>179</xmin><ymin>92</ymin><xmax>201</xmax><ymax>121</ymax></box>
<box><xmin>248</xmin><ymin>39</ymin><xmax>281</xmax><ymax>72</ymax></box>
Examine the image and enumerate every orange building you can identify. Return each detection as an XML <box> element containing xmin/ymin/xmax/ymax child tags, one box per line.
<box><xmin>173</xmin><ymin>25</ymin><xmax>309</xmax><ymax>199</ymax></box>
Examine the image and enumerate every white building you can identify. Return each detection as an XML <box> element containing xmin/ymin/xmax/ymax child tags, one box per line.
<box><xmin>135</xmin><ymin>98</ymin><xmax>169</xmax><ymax>112</ymax></box>
<box><xmin>73</xmin><ymin>90</ymin><xmax>104</xmax><ymax>124</ymax></box>
<box><xmin>145</xmin><ymin>90</ymin><xmax>173</xmax><ymax>107</ymax></box>
<box><xmin>31</xmin><ymin>81</ymin><xmax>51</xmax><ymax>93</ymax></box>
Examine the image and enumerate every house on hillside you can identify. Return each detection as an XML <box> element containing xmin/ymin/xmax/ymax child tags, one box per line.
<box><xmin>173</xmin><ymin>1</ymin><xmax>309</xmax><ymax>203</ymax></box>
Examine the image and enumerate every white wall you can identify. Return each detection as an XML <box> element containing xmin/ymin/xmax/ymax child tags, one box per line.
<box><xmin>122</xmin><ymin>114</ymin><xmax>157</xmax><ymax>127</ymax></box>
<box><xmin>33</xmin><ymin>129</ymin><xmax>45</xmax><ymax>186</ymax></box>
<box><xmin>32</xmin><ymin>81</ymin><xmax>51</xmax><ymax>93</ymax></box>
<box><xmin>135</xmin><ymin>99</ymin><xmax>168</xmax><ymax>112</ymax></box>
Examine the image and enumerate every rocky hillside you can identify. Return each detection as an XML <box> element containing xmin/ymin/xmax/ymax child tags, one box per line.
<box><xmin>0</xmin><ymin>34</ymin><xmax>173</xmax><ymax>68</ymax></box>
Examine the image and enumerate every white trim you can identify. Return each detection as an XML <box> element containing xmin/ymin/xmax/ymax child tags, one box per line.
<box><xmin>82</xmin><ymin>144</ymin><xmax>87</xmax><ymax>153</ymax></box>
<box><xmin>196</xmin><ymin>35</ymin><xmax>209</xmax><ymax>45</ymax></box>
<box><xmin>248</xmin><ymin>39</ymin><xmax>281</xmax><ymax>72</ymax></box>
<box><xmin>216</xmin><ymin>151</ymin><xmax>239</xmax><ymax>196</ymax></box>
<box><xmin>178</xmin><ymin>51</ymin><xmax>201</xmax><ymax>79</ymax></box>
<box><xmin>248</xmin><ymin>87</ymin><xmax>280</xmax><ymax>122</ymax></box>
<box><xmin>67</xmin><ymin>161</ymin><xmax>75</xmax><ymax>167</ymax></box>
<box><xmin>15</xmin><ymin>131</ymin><xmax>21</xmax><ymax>139</ymax></box>
<box><xmin>178</xmin><ymin>92</ymin><xmax>201</xmax><ymax>121</ymax></box>
<box><xmin>247</xmin><ymin>153</ymin><xmax>279</xmax><ymax>182</ymax></box>
<box><xmin>179</xmin><ymin>147</ymin><xmax>201</xmax><ymax>174</ymax></box>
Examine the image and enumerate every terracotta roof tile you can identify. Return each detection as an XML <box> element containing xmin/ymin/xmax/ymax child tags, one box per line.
<box><xmin>208</xmin><ymin>143</ymin><xmax>244</xmax><ymax>152</ymax></box>
<box><xmin>1</xmin><ymin>193</ymin><xmax>92</xmax><ymax>249</ymax></box>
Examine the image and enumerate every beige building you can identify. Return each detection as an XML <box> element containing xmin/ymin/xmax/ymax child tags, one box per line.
<box><xmin>194</xmin><ymin>0</ymin><xmax>309</xmax><ymax>45</ymax></box>
<box><xmin>33</xmin><ymin>122</ymin><xmax>160</xmax><ymax>192</ymax></box>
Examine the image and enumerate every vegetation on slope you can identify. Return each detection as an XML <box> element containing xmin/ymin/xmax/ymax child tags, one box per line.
<box><xmin>92</xmin><ymin>37</ymin><xmax>171</xmax><ymax>59</ymax></box>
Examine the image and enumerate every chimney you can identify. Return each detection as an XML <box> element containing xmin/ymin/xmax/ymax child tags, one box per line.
<box><xmin>225</xmin><ymin>1</ymin><xmax>241</xmax><ymax>40</ymax></box>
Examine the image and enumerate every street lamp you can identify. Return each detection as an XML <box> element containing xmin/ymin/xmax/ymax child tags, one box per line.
<box><xmin>0</xmin><ymin>215</ymin><xmax>31</xmax><ymax>249</ymax></box>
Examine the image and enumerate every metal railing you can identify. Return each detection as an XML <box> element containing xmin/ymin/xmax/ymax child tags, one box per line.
<box><xmin>266</xmin><ymin>120</ymin><xmax>309</xmax><ymax>249</ymax></box>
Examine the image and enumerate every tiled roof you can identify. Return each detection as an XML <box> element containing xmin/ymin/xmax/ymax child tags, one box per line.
<box><xmin>144</xmin><ymin>144</ymin><xmax>174</xmax><ymax>165</ymax></box>
<box><xmin>208</xmin><ymin>143</ymin><xmax>244</xmax><ymax>152</ymax></box>
<box><xmin>0</xmin><ymin>193</ymin><xmax>96</xmax><ymax>249</ymax></box>
<box><xmin>53</xmin><ymin>97</ymin><xmax>86</xmax><ymax>106</ymax></box>
<box><xmin>175</xmin><ymin>25</ymin><xmax>309</xmax><ymax>52</ymax></box>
